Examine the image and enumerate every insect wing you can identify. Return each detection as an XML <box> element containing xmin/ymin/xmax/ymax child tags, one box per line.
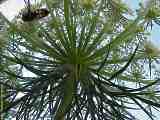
<box><xmin>0</xmin><ymin>0</ymin><xmax>7</xmax><ymax>4</ymax></box>
<box><xmin>34</xmin><ymin>9</ymin><xmax>49</xmax><ymax>19</ymax></box>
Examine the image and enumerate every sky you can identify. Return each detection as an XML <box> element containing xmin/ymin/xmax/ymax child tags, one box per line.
<box><xmin>0</xmin><ymin>0</ymin><xmax>24</xmax><ymax>20</ymax></box>
<box><xmin>126</xmin><ymin>0</ymin><xmax>160</xmax><ymax>46</ymax></box>
<box><xmin>0</xmin><ymin>0</ymin><xmax>160</xmax><ymax>120</ymax></box>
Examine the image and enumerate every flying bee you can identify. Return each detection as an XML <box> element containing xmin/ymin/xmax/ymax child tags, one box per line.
<box><xmin>22</xmin><ymin>8</ymin><xmax>50</xmax><ymax>21</ymax></box>
<box><xmin>0</xmin><ymin>0</ymin><xmax>8</xmax><ymax>4</ymax></box>
<box><xmin>22</xmin><ymin>0</ymin><xmax>49</xmax><ymax>22</ymax></box>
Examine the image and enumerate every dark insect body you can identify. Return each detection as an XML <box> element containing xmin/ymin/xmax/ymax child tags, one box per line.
<box><xmin>0</xmin><ymin>0</ymin><xmax>8</xmax><ymax>4</ymax></box>
<box><xmin>22</xmin><ymin>0</ymin><xmax>49</xmax><ymax>22</ymax></box>
<box><xmin>22</xmin><ymin>8</ymin><xmax>49</xmax><ymax>21</ymax></box>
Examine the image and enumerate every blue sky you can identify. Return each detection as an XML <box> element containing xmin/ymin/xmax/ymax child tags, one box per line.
<box><xmin>124</xmin><ymin>0</ymin><xmax>140</xmax><ymax>9</ymax></box>
<box><xmin>124</xmin><ymin>0</ymin><xmax>160</xmax><ymax>46</ymax></box>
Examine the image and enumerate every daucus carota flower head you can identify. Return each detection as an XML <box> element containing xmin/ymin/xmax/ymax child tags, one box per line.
<box><xmin>138</xmin><ymin>2</ymin><xmax>160</xmax><ymax>29</ymax></box>
<box><xmin>0</xmin><ymin>32</ymin><xmax>8</xmax><ymax>49</ymax></box>
<box><xmin>111</xmin><ymin>0</ymin><xmax>133</xmax><ymax>15</ymax></box>
<box><xmin>80</xmin><ymin>0</ymin><xmax>95</xmax><ymax>9</ymax></box>
<box><xmin>144</xmin><ymin>40</ymin><xmax>160</xmax><ymax>57</ymax></box>
<box><xmin>145</xmin><ymin>7</ymin><xmax>160</xmax><ymax>20</ymax></box>
<box><xmin>139</xmin><ymin>0</ymin><xmax>160</xmax><ymax>20</ymax></box>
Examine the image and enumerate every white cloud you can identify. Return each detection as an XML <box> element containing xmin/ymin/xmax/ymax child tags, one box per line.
<box><xmin>0</xmin><ymin>0</ymin><xmax>24</xmax><ymax>20</ymax></box>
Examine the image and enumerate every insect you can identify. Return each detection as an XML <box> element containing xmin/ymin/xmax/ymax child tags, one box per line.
<box><xmin>0</xmin><ymin>0</ymin><xmax>7</xmax><ymax>4</ymax></box>
<box><xmin>22</xmin><ymin>0</ymin><xmax>49</xmax><ymax>22</ymax></box>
